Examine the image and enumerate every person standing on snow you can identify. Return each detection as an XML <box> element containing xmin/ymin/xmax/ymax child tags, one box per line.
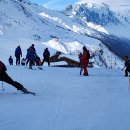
<box><xmin>26</xmin><ymin>47</ymin><xmax>36</xmax><ymax>69</ymax></box>
<box><xmin>29</xmin><ymin>44</ymin><xmax>36</xmax><ymax>55</ymax></box>
<box><xmin>42</xmin><ymin>48</ymin><xmax>50</xmax><ymax>66</ymax></box>
<box><xmin>122</xmin><ymin>56</ymin><xmax>130</xmax><ymax>77</ymax></box>
<box><xmin>15</xmin><ymin>45</ymin><xmax>22</xmax><ymax>65</ymax></box>
<box><xmin>26</xmin><ymin>44</ymin><xmax>37</xmax><ymax>68</ymax></box>
<box><xmin>8</xmin><ymin>56</ymin><xmax>13</xmax><ymax>65</ymax></box>
<box><xmin>0</xmin><ymin>60</ymin><xmax>28</xmax><ymax>93</ymax></box>
<box><xmin>81</xmin><ymin>46</ymin><xmax>90</xmax><ymax>76</ymax></box>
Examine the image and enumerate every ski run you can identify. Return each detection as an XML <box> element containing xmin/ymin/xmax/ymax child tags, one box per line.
<box><xmin>0</xmin><ymin>65</ymin><xmax>130</xmax><ymax>130</ymax></box>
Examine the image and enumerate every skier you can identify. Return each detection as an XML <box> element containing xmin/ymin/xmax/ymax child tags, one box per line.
<box><xmin>26</xmin><ymin>47</ymin><xmax>36</xmax><ymax>69</ymax></box>
<box><xmin>15</xmin><ymin>45</ymin><xmax>22</xmax><ymax>65</ymax></box>
<box><xmin>0</xmin><ymin>60</ymin><xmax>28</xmax><ymax>93</ymax></box>
<box><xmin>81</xmin><ymin>46</ymin><xmax>90</xmax><ymax>76</ymax></box>
<box><xmin>122</xmin><ymin>56</ymin><xmax>130</xmax><ymax>77</ymax></box>
<box><xmin>42</xmin><ymin>48</ymin><xmax>50</xmax><ymax>66</ymax></box>
<box><xmin>29</xmin><ymin>44</ymin><xmax>36</xmax><ymax>55</ymax></box>
<box><xmin>8</xmin><ymin>56</ymin><xmax>13</xmax><ymax>65</ymax></box>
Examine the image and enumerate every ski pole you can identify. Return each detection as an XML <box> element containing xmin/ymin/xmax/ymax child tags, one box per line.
<box><xmin>80</xmin><ymin>66</ymin><xmax>83</xmax><ymax>75</ymax></box>
<box><xmin>1</xmin><ymin>81</ymin><xmax>4</xmax><ymax>91</ymax></box>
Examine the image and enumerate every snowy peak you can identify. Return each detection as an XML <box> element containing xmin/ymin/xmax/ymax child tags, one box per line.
<box><xmin>64</xmin><ymin>4</ymin><xmax>73</xmax><ymax>13</ymax></box>
<box><xmin>0</xmin><ymin>0</ymin><xmax>126</xmax><ymax>68</ymax></box>
<box><xmin>64</xmin><ymin>3</ymin><xmax>121</xmax><ymax>26</ymax></box>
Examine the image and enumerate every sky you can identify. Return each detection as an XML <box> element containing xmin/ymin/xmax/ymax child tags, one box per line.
<box><xmin>31</xmin><ymin>0</ymin><xmax>78</xmax><ymax>10</ymax></box>
<box><xmin>31</xmin><ymin>0</ymin><xmax>130</xmax><ymax>10</ymax></box>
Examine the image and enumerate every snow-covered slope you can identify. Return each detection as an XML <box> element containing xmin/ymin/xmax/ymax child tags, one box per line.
<box><xmin>63</xmin><ymin>3</ymin><xmax>130</xmax><ymax>60</ymax></box>
<box><xmin>0</xmin><ymin>0</ymin><xmax>125</xmax><ymax>68</ymax></box>
<box><xmin>0</xmin><ymin>65</ymin><xmax>130</xmax><ymax>130</ymax></box>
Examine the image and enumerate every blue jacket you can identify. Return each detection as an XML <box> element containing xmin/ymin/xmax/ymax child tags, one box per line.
<box><xmin>26</xmin><ymin>49</ymin><xmax>36</xmax><ymax>60</ymax></box>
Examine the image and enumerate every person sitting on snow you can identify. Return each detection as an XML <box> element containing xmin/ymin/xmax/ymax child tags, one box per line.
<box><xmin>122</xmin><ymin>56</ymin><xmax>130</xmax><ymax>77</ymax></box>
<box><xmin>0</xmin><ymin>60</ymin><xmax>28</xmax><ymax>93</ymax></box>
<box><xmin>21</xmin><ymin>58</ymin><xmax>26</xmax><ymax>66</ymax></box>
<box><xmin>35</xmin><ymin>55</ymin><xmax>42</xmax><ymax>66</ymax></box>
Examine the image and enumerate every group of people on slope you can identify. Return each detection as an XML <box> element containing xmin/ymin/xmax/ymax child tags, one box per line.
<box><xmin>1</xmin><ymin>45</ymin><xmax>90</xmax><ymax>94</ymax></box>
<box><xmin>0</xmin><ymin>61</ymin><xmax>28</xmax><ymax>93</ymax></box>
<box><xmin>8</xmin><ymin>44</ymin><xmax>50</xmax><ymax>69</ymax></box>
<box><xmin>0</xmin><ymin>44</ymin><xmax>51</xmax><ymax>94</ymax></box>
<box><xmin>1</xmin><ymin>45</ymin><xmax>130</xmax><ymax>95</ymax></box>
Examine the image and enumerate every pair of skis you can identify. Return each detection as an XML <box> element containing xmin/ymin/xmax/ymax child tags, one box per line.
<box><xmin>23</xmin><ymin>90</ymin><xmax>36</xmax><ymax>96</ymax></box>
<box><xmin>0</xmin><ymin>90</ymin><xmax>36</xmax><ymax>96</ymax></box>
<box><xmin>25</xmin><ymin>67</ymin><xmax>43</xmax><ymax>70</ymax></box>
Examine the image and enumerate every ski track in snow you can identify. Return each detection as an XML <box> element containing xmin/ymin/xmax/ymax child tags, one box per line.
<box><xmin>0</xmin><ymin>66</ymin><xmax>130</xmax><ymax>130</ymax></box>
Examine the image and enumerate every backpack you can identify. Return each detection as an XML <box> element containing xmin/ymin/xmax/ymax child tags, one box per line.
<box><xmin>87</xmin><ymin>50</ymin><xmax>90</xmax><ymax>60</ymax></box>
<box><xmin>0</xmin><ymin>61</ymin><xmax>7</xmax><ymax>72</ymax></box>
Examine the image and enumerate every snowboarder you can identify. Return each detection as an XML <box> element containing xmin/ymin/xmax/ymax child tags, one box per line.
<box><xmin>80</xmin><ymin>46</ymin><xmax>90</xmax><ymax>76</ymax></box>
<box><xmin>122</xmin><ymin>56</ymin><xmax>130</xmax><ymax>77</ymax></box>
<box><xmin>8</xmin><ymin>56</ymin><xmax>13</xmax><ymax>65</ymax></box>
<box><xmin>0</xmin><ymin>60</ymin><xmax>28</xmax><ymax>93</ymax></box>
<box><xmin>15</xmin><ymin>45</ymin><xmax>22</xmax><ymax>65</ymax></box>
<box><xmin>42</xmin><ymin>48</ymin><xmax>50</xmax><ymax>66</ymax></box>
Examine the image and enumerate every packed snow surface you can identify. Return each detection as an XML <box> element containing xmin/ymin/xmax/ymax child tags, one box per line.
<box><xmin>0</xmin><ymin>65</ymin><xmax>130</xmax><ymax>130</ymax></box>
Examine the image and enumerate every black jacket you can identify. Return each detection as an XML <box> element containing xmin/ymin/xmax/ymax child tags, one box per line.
<box><xmin>125</xmin><ymin>59</ymin><xmax>130</xmax><ymax>68</ymax></box>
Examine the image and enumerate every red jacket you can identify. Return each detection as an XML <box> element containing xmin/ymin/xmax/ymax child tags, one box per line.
<box><xmin>81</xmin><ymin>50</ymin><xmax>88</xmax><ymax>64</ymax></box>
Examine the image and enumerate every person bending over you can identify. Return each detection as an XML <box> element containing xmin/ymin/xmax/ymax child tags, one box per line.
<box><xmin>0</xmin><ymin>60</ymin><xmax>28</xmax><ymax>93</ymax></box>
